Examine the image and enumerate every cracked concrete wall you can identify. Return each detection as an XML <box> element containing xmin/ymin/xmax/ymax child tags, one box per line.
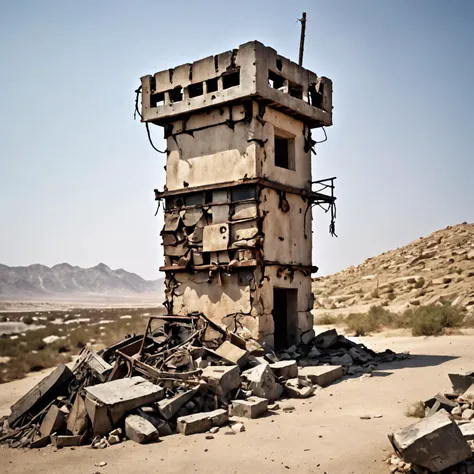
<box><xmin>259</xmin><ymin>188</ymin><xmax>312</xmax><ymax>266</ymax></box>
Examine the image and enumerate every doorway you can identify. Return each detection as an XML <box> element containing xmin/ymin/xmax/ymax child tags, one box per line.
<box><xmin>272</xmin><ymin>288</ymin><xmax>298</xmax><ymax>350</ymax></box>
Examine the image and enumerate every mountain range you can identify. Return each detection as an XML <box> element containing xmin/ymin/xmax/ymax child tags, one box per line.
<box><xmin>0</xmin><ymin>263</ymin><xmax>164</xmax><ymax>300</ymax></box>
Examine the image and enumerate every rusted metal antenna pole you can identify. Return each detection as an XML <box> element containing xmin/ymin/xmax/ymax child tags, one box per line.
<box><xmin>298</xmin><ymin>12</ymin><xmax>307</xmax><ymax>66</ymax></box>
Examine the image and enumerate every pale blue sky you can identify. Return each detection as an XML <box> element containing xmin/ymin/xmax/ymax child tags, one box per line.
<box><xmin>0</xmin><ymin>0</ymin><xmax>473</xmax><ymax>280</ymax></box>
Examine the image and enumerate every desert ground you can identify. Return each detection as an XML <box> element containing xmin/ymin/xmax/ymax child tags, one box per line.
<box><xmin>1</xmin><ymin>331</ymin><xmax>473</xmax><ymax>474</ymax></box>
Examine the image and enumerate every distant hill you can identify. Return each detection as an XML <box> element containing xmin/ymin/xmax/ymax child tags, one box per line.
<box><xmin>313</xmin><ymin>222</ymin><xmax>474</xmax><ymax>314</ymax></box>
<box><xmin>0</xmin><ymin>263</ymin><xmax>164</xmax><ymax>301</ymax></box>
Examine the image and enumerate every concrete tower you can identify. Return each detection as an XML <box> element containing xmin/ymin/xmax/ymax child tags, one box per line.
<box><xmin>139</xmin><ymin>41</ymin><xmax>336</xmax><ymax>350</ymax></box>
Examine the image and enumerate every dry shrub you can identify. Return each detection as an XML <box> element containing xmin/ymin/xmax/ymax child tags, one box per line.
<box><xmin>405</xmin><ymin>401</ymin><xmax>425</xmax><ymax>418</ymax></box>
<box><xmin>409</xmin><ymin>304</ymin><xmax>465</xmax><ymax>336</ymax></box>
<box><xmin>345</xmin><ymin>306</ymin><xmax>397</xmax><ymax>336</ymax></box>
<box><xmin>316</xmin><ymin>314</ymin><xmax>338</xmax><ymax>325</ymax></box>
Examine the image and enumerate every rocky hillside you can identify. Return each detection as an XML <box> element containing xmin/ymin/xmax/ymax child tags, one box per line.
<box><xmin>313</xmin><ymin>223</ymin><xmax>474</xmax><ymax>315</ymax></box>
<box><xmin>0</xmin><ymin>263</ymin><xmax>164</xmax><ymax>300</ymax></box>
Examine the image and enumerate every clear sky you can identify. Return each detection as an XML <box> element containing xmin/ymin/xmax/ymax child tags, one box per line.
<box><xmin>0</xmin><ymin>0</ymin><xmax>473</xmax><ymax>280</ymax></box>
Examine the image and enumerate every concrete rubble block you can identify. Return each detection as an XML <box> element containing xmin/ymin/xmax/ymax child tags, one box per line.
<box><xmin>176</xmin><ymin>412</ymin><xmax>213</xmax><ymax>436</ymax></box>
<box><xmin>84</xmin><ymin>376</ymin><xmax>164</xmax><ymax>435</ymax></box>
<box><xmin>462</xmin><ymin>408</ymin><xmax>474</xmax><ymax>420</ymax></box>
<box><xmin>135</xmin><ymin>408</ymin><xmax>174</xmax><ymax>436</ymax></box>
<box><xmin>390</xmin><ymin>412</ymin><xmax>472</xmax><ymax>472</ymax></box>
<box><xmin>8</xmin><ymin>364</ymin><xmax>74</xmax><ymax>428</ymax></box>
<box><xmin>73</xmin><ymin>347</ymin><xmax>113</xmax><ymax>382</ymax></box>
<box><xmin>66</xmin><ymin>395</ymin><xmax>89</xmax><ymax>435</ymax></box>
<box><xmin>29</xmin><ymin>436</ymin><xmax>51</xmax><ymax>449</ymax></box>
<box><xmin>284</xmin><ymin>377</ymin><xmax>315</xmax><ymax>399</ymax></box>
<box><xmin>242</xmin><ymin>364</ymin><xmax>283</xmax><ymax>403</ymax></box>
<box><xmin>230</xmin><ymin>397</ymin><xmax>268</xmax><ymax>419</ymax></box>
<box><xmin>460</xmin><ymin>384</ymin><xmax>474</xmax><ymax>404</ymax></box>
<box><xmin>298</xmin><ymin>365</ymin><xmax>344</xmax><ymax>387</ymax></box>
<box><xmin>331</xmin><ymin>353</ymin><xmax>353</xmax><ymax>367</ymax></box>
<box><xmin>124</xmin><ymin>414</ymin><xmax>159</xmax><ymax>444</ymax></box>
<box><xmin>208</xmin><ymin>408</ymin><xmax>229</xmax><ymax>427</ymax></box>
<box><xmin>156</xmin><ymin>387</ymin><xmax>199</xmax><ymax>420</ymax></box>
<box><xmin>215</xmin><ymin>341</ymin><xmax>249</xmax><ymax>369</ymax></box>
<box><xmin>39</xmin><ymin>405</ymin><xmax>65</xmax><ymax>437</ymax></box>
<box><xmin>460</xmin><ymin>422</ymin><xmax>474</xmax><ymax>440</ymax></box>
<box><xmin>425</xmin><ymin>393</ymin><xmax>458</xmax><ymax>413</ymax></box>
<box><xmin>50</xmin><ymin>434</ymin><xmax>83</xmax><ymax>448</ymax></box>
<box><xmin>313</xmin><ymin>329</ymin><xmax>339</xmax><ymax>349</ymax></box>
<box><xmin>349</xmin><ymin>347</ymin><xmax>373</xmax><ymax>364</ymax></box>
<box><xmin>201</xmin><ymin>365</ymin><xmax>241</xmax><ymax>397</ymax></box>
<box><xmin>300</xmin><ymin>329</ymin><xmax>315</xmax><ymax>345</ymax></box>
<box><xmin>270</xmin><ymin>361</ymin><xmax>298</xmax><ymax>380</ymax></box>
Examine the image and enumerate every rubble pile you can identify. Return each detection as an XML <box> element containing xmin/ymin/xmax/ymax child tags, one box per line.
<box><xmin>0</xmin><ymin>315</ymin><xmax>405</xmax><ymax>450</ymax></box>
<box><xmin>388</xmin><ymin>370</ymin><xmax>474</xmax><ymax>473</ymax></box>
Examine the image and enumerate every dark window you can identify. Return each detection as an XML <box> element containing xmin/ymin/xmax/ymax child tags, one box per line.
<box><xmin>188</xmin><ymin>82</ymin><xmax>204</xmax><ymax>98</ymax></box>
<box><xmin>231</xmin><ymin>185</ymin><xmax>256</xmax><ymax>201</ymax></box>
<box><xmin>206</xmin><ymin>78</ymin><xmax>218</xmax><ymax>93</ymax></box>
<box><xmin>276</xmin><ymin>58</ymin><xmax>283</xmax><ymax>71</ymax></box>
<box><xmin>288</xmin><ymin>81</ymin><xmax>303</xmax><ymax>99</ymax></box>
<box><xmin>170</xmin><ymin>87</ymin><xmax>183</xmax><ymax>103</ymax></box>
<box><xmin>275</xmin><ymin>137</ymin><xmax>289</xmax><ymax>169</ymax></box>
<box><xmin>308</xmin><ymin>84</ymin><xmax>323</xmax><ymax>107</ymax></box>
<box><xmin>222</xmin><ymin>71</ymin><xmax>240</xmax><ymax>89</ymax></box>
<box><xmin>268</xmin><ymin>70</ymin><xmax>285</xmax><ymax>89</ymax></box>
<box><xmin>184</xmin><ymin>193</ymin><xmax>203</xmax><ymax>206</ymax></box>
<box><xmin>205</xmin><ymin>191</ymin><xmax>213</xmax><ymax>204</ymax></box>
<box><xmin>151</xmin><ymin>92</ymin><xmax>165</xmax><ymax>107</ymax></box>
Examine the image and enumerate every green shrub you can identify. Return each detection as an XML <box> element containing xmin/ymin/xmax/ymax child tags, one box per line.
<box><xmin>410</xmin><ymin>304</ymin><xmax>465</xmax><ymax>336</ymax></box>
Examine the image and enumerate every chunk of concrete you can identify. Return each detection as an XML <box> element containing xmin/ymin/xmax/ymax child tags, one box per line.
<box><xmin>230</xmin><ymin>397</ymin><xmax>268</xmax><ymax>419</ymax></box>
<box><xmin>215</xmin><ymin>341</ymin><xmax>249</xmax><ymax>369</ymax></box>
<box><xmin>284</xmin><ymin>377</ymin><xmax>315</xmax><ymax>399</ymax></box>
<box><xmin>300</xmin><ymin>329</ymin><xmax>315</xmax><ymax>345</ymax></box>
<box><xmin>349</xmin><ymin>347</ymin><xmax>373</xmax><ymax>363</ymax></box>
<box><xmin>298</xmin><ymin>365</ymin><xmax>344</xmax><ymax>387</ymax></box>
<box><xmin>460</xmin><ymin>422</ymin><xmax>474</xmax><ymax>440</ymax></box>
<box><xmin>270</xmin><ymin>361</ymin><xmax>298</xmax><ymax>380</ymax></box>
<box><xmin>460</xmin><ymin>384</ymin><xmax>474</xmax><ymax>404</ymax></box>
<box><xmin>449</xmin><ymin>372</ymin><xmax>474</xmax><ymax>395</ymax></box>
<box><xmin>425</xmin><ymin>393</ymin><xmax>458</xmax><ymax>413</ymax></box>
<box><xmin>50</xmin><ymin>434</ymin><xmax>83</xmax><ymax>448</ymax></box>
<box><xmin>390</xmin><ymin>412</ymin><xmax>472</xmax><ymax>472</ymax></box>
<box><xmin>29</xmin><ymin>435</ymin><xmax>51</xmax><ymax>449</ymax></box>
<box><xmin>242</xmin><ymin>364</ymin><xmax>283</xmax><ymax>403</ymax></box>
<box><xmin>177</xmin><ymin>412</ymin><xmax>212</xmax><ymax>435</ymax></box>
<box><xmin>331</xmin><ymin>354</ymin><xmax>353</xmax><ymax>367</ymax></box>
<box><xmin>156</xmin><ymin>387</ymin><xmax>198</xmax><ymax>420</ymax></box>
<box><xmin>67</xmin><ymin>395</ymin><xmax>89</xmax><ymax>435</ymax></box>
<box><xmin>201</xmin><ymin>365</ymin><xmax>240</xmax><ymax>397</ymax></box>
<box><xmin>84</xmin><ymin>376</ymin><xmax>164</xmax><ymax>435</ymax></box>
<box><xmin>39</xmin><ymin>405</ymin><xmax>65</xmax><ymax>437</ymax></box>
<box><xmin>313</xmin><ymin>329</ymin><xmax>338</xmax><ymax>349</ymax></box>
<box><xmin>462</xmin><ymin>408</ymin><xmax>474</xmax><ymax>420</ymax></box>
<box><xmin>8</xmin><ymin>364</ymin><xmax>74</xmax><ymax>428</ymax></box>
<box><xmin>124</xmin><ymin>414</ymin><xmax>159</xmax><ymax>444</ymax></box>
<box><xmin>208</xmin><ymin>408</ymin><xmax>229</xmax><ymax>426</ymax></box>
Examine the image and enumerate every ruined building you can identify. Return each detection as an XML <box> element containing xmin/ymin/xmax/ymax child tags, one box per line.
<box><xmin>139</xmin><ymin>41</ymin><xmax>336</xmax><ymax>350</ymax></box>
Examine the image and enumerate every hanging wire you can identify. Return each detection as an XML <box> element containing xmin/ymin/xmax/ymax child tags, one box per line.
<box><xmin>134</xmin><ymin>85</ymin><xmax>167</xmax><ymax>154</ymax></box>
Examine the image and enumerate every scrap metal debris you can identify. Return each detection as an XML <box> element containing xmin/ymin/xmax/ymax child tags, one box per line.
<box><xmin>0</xmin><ymin>318</ymin><xmax>406</xmax><ymax>450</ymax></box>
<box><xmin>387</xmin><ymin>371</ymin><xmax>474</xmax><ymax>473</ymax></box>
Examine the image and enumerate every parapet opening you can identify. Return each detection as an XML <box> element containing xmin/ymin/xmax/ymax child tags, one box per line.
<box><xmin>222</xmin><ymin>70</ymin><xmax>240</xmax><ymax>90</ymax></box>
<box><xmin>188</xmin><ymin>82</ymin><xmax>204</xmax><ymax>98</ymax></box>
<box><xmin>170</xmin><ymin>87</ymin><xmax>183</xmax><ymax>103</ymax></box>
<box><xmin>268</xmin><ymin>70</ymin><xmax>285</xmax><ymax>90</ymax></box>
<box><xmin>151</xmin><ymin>92</ymin><xmax>165</xmax><ymax>107</ymax></box>
<box><xmin>206</xmin><ymin>78</ymin><xmax>218</xmax><ymax>93</ymax></box>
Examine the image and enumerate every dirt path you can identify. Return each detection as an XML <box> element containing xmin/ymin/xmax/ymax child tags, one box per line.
<box><xmin>1</xmin><ymin>335</ymin><xmax>473</xmax><ymax>474</ymax></box>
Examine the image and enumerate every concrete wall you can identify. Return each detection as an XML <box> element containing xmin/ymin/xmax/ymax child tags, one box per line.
<box><xmin>260</xmin><ymin>188</ymin><xmax>312</xmax><ymax>266</ymax></box>
<box><xmin>141</xmin><ymin>40</ymin><xmax>332</xmax><ymax>128</ymax></box>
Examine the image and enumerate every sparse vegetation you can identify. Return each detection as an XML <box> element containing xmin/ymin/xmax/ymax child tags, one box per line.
<box><xmin>0</xmin><ymin>306</ymin><xmax>164</xmax><ymax>383</ymax></box>
<box><xmin>342</xmin><ymin>303</ymin><xmax>467</xmax><ymax>337</ymax></box>
<box><xmin>405</xmin><ymin>401</ymin><xmax>425</xmax><ymax>418</ymax></box>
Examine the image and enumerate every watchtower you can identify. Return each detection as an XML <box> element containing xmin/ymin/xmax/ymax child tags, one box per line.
<box><xmin>139</xmin><ymin>40</ymin><xmax>336</xmax><ymax>349</ymax></box>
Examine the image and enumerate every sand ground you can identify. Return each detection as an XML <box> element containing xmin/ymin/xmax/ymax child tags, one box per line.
<box><xmin>1</xmin><ymin>334</ymin><xmax>473</xmax><ymax>474</ymax></box>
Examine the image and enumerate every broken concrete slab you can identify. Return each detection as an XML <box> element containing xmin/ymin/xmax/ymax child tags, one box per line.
<box><xmin>215</xmin><ymin>341</ymin><xmax>249</xmax><ymax>369</ymax></box>
<box><xmin>156</xmin><ymin>387</ymin><xmax>199</xmax><ymax>420</ymax></box>
<box><xmin>425</xmin><ymin>393</ymin><xmax>458</xmax><ymax>413</ymax></box>
<box><xmin>8</xmin><ymin>364</ymin><xmax>74</xmax><ymax>428</ymax></box>
<box><xmin>242</xmin><ymin>364</ymin><xmax>283</xmax><ymax>403</ymax></box>
<box><xmin>331</xmin><ymin>354</ymin><xmax>353</xmax><ymax>367</ymax></box>
<box><xmin>313</xmin><ymin>329</ymin><xmax>338</xmax><ymax>349</ymax></box>
<box><xmin>29</xmin><ymin>435</ymin><xmax>51</xmax><ymax>449</ymax></box>
<box><xmin>462</xmin><ymin>408</ymin><xmax>474</xmax><ymax>420</ymax></box>
<box><xmin>269</xmin><ymin>361</ymin><xmax>298</xmax><ymax>380</ymax></box>
<box><xmin>39</xmin><ymin>405</ymin><xmax>65</xmax><ymax>438</ymax></box>
<box><xmin>66</xmin><ymin>395</ymin><xmax>89</xmax><ymax>435</ymax></box>
<box><xmin>84</xmin><ymin>376</ymin><xmax>164</xmax><ymax>435</ymax></box>
<box><xmin>176</xmin><ymin>408</ymin><xmax>229</xmax><ymax>436</ymax></box>
<box><xmin>449</xmin><ymin>371</ymin><xmax>474</xmax><ymax>395</ymax></box>
<box><xmin>51</xmin><ymin>434</ymin><xmax>83</xmax><ymax>449</ymax></box>
<box><xmin>460</xmin><ymin>422</ymin><xmax>474</xmax><ymax>440</ymax></box>
<box><xmin>283</xmin><ymin>377</ymin><xmax>315</xmax><ymax>399</ymax></box>
<box><xmin>390</xmin><ymin>412</ymin><xmax>472</xmax><ymax>472</ymax></box>
<box><xmin>230</xmin><ymin>397</ymin><xmax>268</xmax><ymax>419</ymax></box>
<box><xmin>124</xmin><ymin>414</ymin><xmax>159</xmax><ymax>444</ymax></box>
<box><xmin>300</xmin><ymin>329</ymin><xmax>315</xmax><ymax>345</ymax></box>
<box><xmin>460</xmin><ymin>384</ymin><xmax>474</xmax><ymax>404</ymax></box>
<box><xmin>298</xmin><ymin>365</ymin><xmax>344</xmax><ymax>387</ymax></box>
<box><xmin>349</xmin><ymin>347</ymin><xmax>373</xmax><ymax>364</ymax></box>
<box><xmin>73</xmin><ymin>347</ymin><xmax>113</xmax><ymax>382</ymax></box>
<box><xmin>201</xmin><ymin>365</ymin><xmax>240</xmax><ymax>397</ymax></box>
